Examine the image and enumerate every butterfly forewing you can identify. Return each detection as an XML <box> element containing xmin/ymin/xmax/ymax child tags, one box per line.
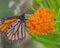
<box><xmin>0</xmin><ymin>17</ymin><xmax>19</xmax><ymax>32</ymax></box>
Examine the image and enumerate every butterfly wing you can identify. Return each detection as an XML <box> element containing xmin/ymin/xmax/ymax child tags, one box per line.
<box><xmin>5</xmin><ymin>19</ymin><xmax>25</xmax><ymax>41</ymax></box>
<box><xmin>0</xmin><ymin>16</ymin><xmax>25</xmax><ymax>41</ymax></box>
<box><xmin>0</xmin><ymin>17</ymin><xmax>19</xmax><ymax>32</ymax></box>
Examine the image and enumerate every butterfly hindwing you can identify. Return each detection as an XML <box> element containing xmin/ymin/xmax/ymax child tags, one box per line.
<box><xmin>18</xmin><ymin>23</ymin><xmax>25</xmax><ymax>40</ymax></box>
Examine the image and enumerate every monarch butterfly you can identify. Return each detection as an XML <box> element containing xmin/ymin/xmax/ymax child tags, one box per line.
<box><xmin>0</xmin><ymin>14</ymin><xmax>26</xmax><ymax>41</ymax></box>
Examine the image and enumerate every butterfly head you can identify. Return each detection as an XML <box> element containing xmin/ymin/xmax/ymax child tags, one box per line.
<box><xmin>20</xmin><ymin>13</ymin><xmax>25</xmax><ymax>23</ymax></box>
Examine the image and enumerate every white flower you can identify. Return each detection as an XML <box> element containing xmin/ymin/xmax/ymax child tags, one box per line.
<box><xmin>14</xmin><ymin>9</ymin><xmax>21</xmax><ymax>15</ymax></box>
<box><xmin>8</xmin><ymin>1</ymin><xmax>15</xmax><ymax>8</ymax></box>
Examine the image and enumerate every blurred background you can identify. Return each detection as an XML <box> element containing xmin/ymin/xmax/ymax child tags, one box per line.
<box><xmin>0</xmin><ymin>0</ymin><xmax>60</xmax><ymax>48</ymax></box>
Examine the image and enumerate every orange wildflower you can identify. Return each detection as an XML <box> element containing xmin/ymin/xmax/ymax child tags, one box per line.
<box><xmin>27</xmin><ymin>7</ymin><xmax>55</xmax><ymax>35</ymax></box>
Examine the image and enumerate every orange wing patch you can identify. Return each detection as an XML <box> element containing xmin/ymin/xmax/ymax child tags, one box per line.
<box><xmin>0</xmin><ymin>18</ymin><xmax>19</xmax><ymax>32</ymax></box>
<box><xmin>0</xmin><ymin>24</ymin><xmax>10</xmax><ymax>32</ymax></box>
<box><xmin>4</xmin><ymin>18</ymin><xmax>18</xmax><ymax>24</ymax></box>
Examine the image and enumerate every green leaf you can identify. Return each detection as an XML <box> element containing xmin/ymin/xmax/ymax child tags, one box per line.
<box><xmin>53</xmin><ymin>21</ymin><xmax>60</xmax><ymax>34</ymax></box>
<box><xmin>41</xmin><ymin>0</ymin><xmax>48</xmax><ymax>8</ymax></box>
<box><xmin>44</xmin><ymin>43</ymin><xmax>56</xmax><ymax>48</ymax></box>
<box><xmin>39</xmin><ymin>34</ymin><xmax>60</xmax><ymax>45</ymax></box>
<box><xmin>54</xmin><ymin>0</ymin><xmax>60</xmax><ymax>17</ymax></box>
<box><xmin>56</xmin><ymin>0</ymin><xmax>60</xmax><ymax>6</ymax></box>
<box><xmin>46</xmin><ymin>0</ymin><xmax>59</xmax><ymax>17</ymax></box>
<box><xmin>30</xmin><ymin>0</ymin><xmax>35</xmax><ymax>11</ymax></box>
<box><xmin>30</xmin><ymin>34</ymin><xmax>57</xmax><ymax>48</ymax></box>
<box><xmin>15</xmin><ymin>14</ymin><xmax>21</xmax><ymax>16</ymax></box>
<box><xmin>35</xmin><ymin>0</ymin><xmax>48</xmax><ymax>8</ymax></box>
<box><xmin>34</xmin><ymin>0</ymin><xmax>41</xmax><ymax>5</ymax></box>
<box><xmin>25</xmin><ymin>14</ymin><xmax>30</xmax><ymax>19</ymax></box>
<box><xmin>46</xmin><ymin>0</ymin><xmax>56</xmax><ymax>8</ymax></box>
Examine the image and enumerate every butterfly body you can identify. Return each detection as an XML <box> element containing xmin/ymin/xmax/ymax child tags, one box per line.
<box><xmin>20</xmin><ymin>14</ymin><xmax>26</xmax><ymax>23</ymax></box>
<box><xmin>0</xmin><ymin>14</ymin><xmax>26</xmax><ymax>41</ymax></box>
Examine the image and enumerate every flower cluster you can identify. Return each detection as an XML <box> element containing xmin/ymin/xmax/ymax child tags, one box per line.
<box><xmin>27</xmin><ymin>7</ymin><xmax>55</xmax><ymax>35</ymax></box>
